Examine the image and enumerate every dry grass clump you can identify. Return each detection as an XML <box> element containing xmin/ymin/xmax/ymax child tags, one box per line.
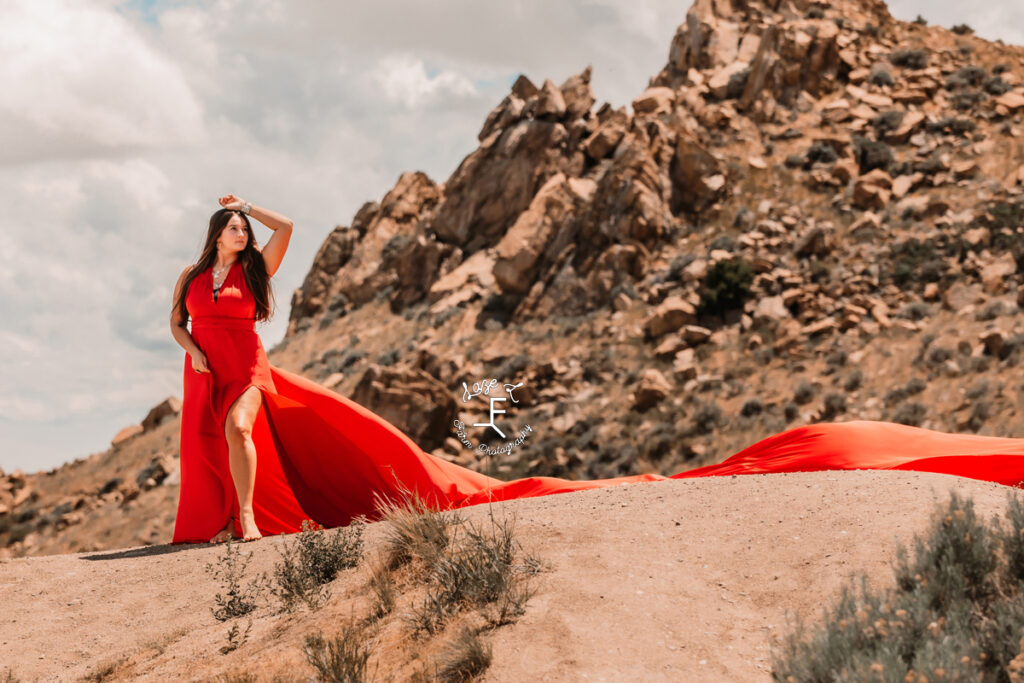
<box><xmin>366</xmin><ymin>486</ymin><xmax>546</xmax><ymax>680</ymax></box>
<box><xmin>772</xmin><ymin>490</ymin><xmax>1024</xmax><ymax>681</ymax></box>
<box><xmin>374</xmin><ymin>488</ymin><xmax>461</xmax><ymax>570</ymax></box>
<box><xmin>407</xmin><ymin>506</ymin><xmax>540</xmax><ymax>635</ymax></box>
<box><xmin>303</xmin><ymin>616</ymin><xmax>375</xmax><ymax>683</ymax></box>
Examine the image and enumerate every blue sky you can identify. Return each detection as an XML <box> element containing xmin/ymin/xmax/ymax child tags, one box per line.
<box><xmin>1</xmin><ymin>0</ymin><xmax>1021</xmax><ymax>474</ymax></box>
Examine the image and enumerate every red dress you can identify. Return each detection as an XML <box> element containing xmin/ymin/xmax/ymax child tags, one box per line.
<box><xmin>171</xmin><ymin>261</ymin><xmax>1024</xmax><ymax>544</ymax></box>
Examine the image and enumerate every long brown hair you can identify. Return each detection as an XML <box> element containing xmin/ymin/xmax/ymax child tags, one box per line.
<box><xmin>174</xmin><ymin>208</ymin><xmax>276</xmax><ymax>323</ymax></box>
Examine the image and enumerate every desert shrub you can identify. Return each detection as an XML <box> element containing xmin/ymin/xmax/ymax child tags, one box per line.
<box><xmin>966</xmin><ymin>400</ymin><xmax>992</xmax><ymax>432</ymax></box>
<box><xmin>784</xmin><ymin>402</ymin><xmax>799</xmax><ymax>422</ymax></box>
<box><xmin>945</xmin><ymin>65</ymin><xmax>986</xmax><ymax>90</ymax></box>
<box><xmin>773</xmin><ymin>491</ymin><xmax>1024</xmax><ymax>681</ymax></box>
<box><xmin>205</xmin><ymin>541</ymin><xmax>267</xmax><ymax>622</ymax></box>
<box><xmin>434</xmin><ymin>626</ymin><xmax>493</xmax><ymax>682</ymax></box>
<box><xmin>868</xmin><ymin>63</ymin><xmax>894</xmax><ymax>87</ymax></box>
<box><xmin>741</xmin><ymin>398</ymin><xmax>764</xmax><ymax>417</ymax></box>
<box><xmin>892</xmin><ymin>402</ymin><xmax>927</xmax><ymax>426</ymax></box>
<box><xmin>952</xmin><ymin>89</ymin><xmax>987</xmax><ymax>111</ymax></box>
<box><xmin>805</xmin><ymin>5</ymin><xmax>824</xmax><ymax>18</ymax></box>
<box><xmin>984</xmin><ymin>75</ymin><xmax>1011</xmax><ymax>95</ymax></box>
<box><xmin>368</xmin><ymin>557</ymin><xmax>396</xmax><ymax>619</ymax></box>
<box><xmin>975</xmin><ymin>301</ymin><xmax>1008</xmax><ymax>322</ymax></box>
<box><xmin>872</xmin><ymin>110</ymin><xmax>905</xmax><ymax>136</ymax></box>
<box><xmin>698</xmin><ymin>257</ymin><xmax>754</xmax><ymax>316</ymax></box>
<box><xmin>913</xmin><ymin>14</ymin><xmax>927</xmax><ymax>25</ymax></box>
<box><xmin>805</xmin><ymin>141</ymin><xmax>838</xmax><ymax>166</ymax></box>
<box><xmin>886</xmin><ymin>237</ymin><xmax>950</xmax><ymax>290</ymax></box>
<box><xmin>709</xmin><ymin>234</ymin><xmax>738</xmax><ymax>252</ymax></box>
<box><xmin>999</xmin><ymin>335</ymin><xmax>1024</xmax><ymax>363</ymax></box>
<box><xmin>819</xmin><ymin>393</ymin><xmax>847</xmax><ymax>420</ymax></box>
<box><xmin>408</xmin><ymin>507</ymin><xmax>541</xmax><ymax>635</ymax></box>
<box><xmin>889</xmin><ymin>48</ymin><xmax>928</xmax><ymax>69</ymax></box>
<box><xmin>218</xmin><ymin>620</ymin><xmax>253</xmax><ymax>656</ymax></box>
<box><xmin>852</xmin><ymin>136</ymin><xmax>892</xmax><ymax>173</ymax></box>
<box><xmin>794</xmin><ymin>381</ymin><xmax>816</xmax><ymax>406</ymax></box>
<box><xmin>824</xmin><ymin>350</ymin><xmax>847</xmax><ymax>373</ymax></box>
<box><xmin>885</xmin><ymin>377</ymin><xmax>927</xmax><ymax>406</ymax></box>
<box><xmin>376</xmin><ymin>349</ymin><xmax>400</xmax><ymax>366</ymax></box>
<box><xmin>895</xmin><ymin>301</ymin><xmax>930</xmax><ymax>321</ymax></box>
<box><xmin>951</xmin><ymin>23</ymin><xmax>974</xmax><ymax>35</ymax></box>
<box><xmin>303</xmin><ymin>619</ymin><xmax>373</xmax><ymax>683</ymax></box>
<box><xmin>693</xmin><ymin>402</ymin><xmax>723</xmax><ymax>434</ymax></box>
<box><xmin>784</xmin><ymin>154</ymin><xmax>805</xmax><ymax>169</ymax></box>
<box><xmin>843</xmin><ymin>370</ymin><xmax>863</xmax><ymax>392</ymax></box>
<box><xmin>925</xmin><ymin>117</ymin><xmax>975</xmax><ymax>136</ymax></box>
<box><xmin>270</xmin><ymin>518</ymin><xmax>365</xmax><ymax>612</ymax></box>
<box><xmin>965</xmin><ymin>380</ymin><xmax>989</xmax><ymax>401</ymax></box>
<box><xmin>925</xmin><ymin>346</ymin><xmax>954</xmax><ymax>366</ymax></box>
<box><xmin>976</xmin><ymin>200</ymin><xmax>1024</xmax><ymax>270</ymax></box>
<box><xmin>376</xmin><ymin>487</ymin><xmax>461</xmax><ymax>570</ymax></box>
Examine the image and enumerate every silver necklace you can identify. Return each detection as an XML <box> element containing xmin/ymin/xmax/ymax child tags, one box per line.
<box><xmin>212</xmin><ymin>261</ymin><xmax>233</xmax><ymax>287</ymax></box>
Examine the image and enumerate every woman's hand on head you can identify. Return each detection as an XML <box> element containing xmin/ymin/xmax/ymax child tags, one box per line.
<box><xmin>218</xmin><ymin>194</ymin><xmax>248</xmax><ymax>211</ymax></box>
<box><xmin>191</xmin><ymin>350</ymin><xmax>211</xmax><ymax>374</ymax></box>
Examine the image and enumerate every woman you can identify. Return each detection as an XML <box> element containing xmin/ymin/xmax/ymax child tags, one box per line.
<box><xmin>169</xmin><ymin>198</ymin><xmax>1024</xmax><ymax>546</ymax></box>
<box><xmin>170</xmin><ymin>194</ymin><xmax>293</xmax><ymax>542</ymax></box>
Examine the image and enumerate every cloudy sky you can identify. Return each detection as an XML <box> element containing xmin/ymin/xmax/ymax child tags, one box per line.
<box><xmin>2</xmin><ymin>0</ymin><xmax>1021</xmax><ymax>475</ymax></box>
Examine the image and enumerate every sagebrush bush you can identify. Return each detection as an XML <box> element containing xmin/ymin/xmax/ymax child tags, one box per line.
<box><xmin>271</xmin><ymin>518</ymin><xmax>365</xmax><ymax>612</ymax></box>
<box><xmin>773</xmin><ymin>491</ymin><xmax>1024</xmax><ymax>681</ymax></box>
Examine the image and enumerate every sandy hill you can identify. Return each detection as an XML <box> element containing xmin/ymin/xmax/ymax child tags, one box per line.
<box><xmin>5</xmin><ymin>0</ymin><xmax>1024</xmax><ymax>676</ymax></box>
<box><xmin>0</xmin><ymin>471</ymin><xmax>1015</xmax><ymax>681</ymax></box>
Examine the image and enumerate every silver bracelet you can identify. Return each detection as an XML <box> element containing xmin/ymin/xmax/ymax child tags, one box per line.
<box><xmin>242</xmin><ymin>200</ymin><xmax>252</xmax><ymax>215</ymax></box>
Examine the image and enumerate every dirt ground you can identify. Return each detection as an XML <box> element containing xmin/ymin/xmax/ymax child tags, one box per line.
<box><xmin>0</xmin><ymin>469</ymin><xmax>1017</xmax><ymax>682</ymax></box>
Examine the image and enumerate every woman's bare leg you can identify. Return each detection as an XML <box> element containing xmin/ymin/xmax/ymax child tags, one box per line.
<box><xmin>224</xmin><ymin>386</ymin><xmax>264</xmax><ymax>541</ymax></box>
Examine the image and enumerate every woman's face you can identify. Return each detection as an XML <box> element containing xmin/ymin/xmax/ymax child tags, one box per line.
<box><xmin>217</xmin><ymin>214</ymin><xmax>250</xmax><ymax>254</ymax></box>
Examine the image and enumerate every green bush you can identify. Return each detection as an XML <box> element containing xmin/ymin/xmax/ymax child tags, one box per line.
<box><xmin>698</xmin><ymin>257</ymin><xmax>753</xmax><ymax>316</ymax></box>
<box><xmin>773</xmin><ymin>491</ymin><xmax>1024</xmax><ymax>681</ymax></box>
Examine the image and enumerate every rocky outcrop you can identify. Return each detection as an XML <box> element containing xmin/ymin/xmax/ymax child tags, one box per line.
<box><xmin>350</xmin><ymin>365</ymin><xmax>458</xmax><ymax>451</ymax></box>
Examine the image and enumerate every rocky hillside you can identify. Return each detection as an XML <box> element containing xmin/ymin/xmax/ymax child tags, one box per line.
<box><xmin>6</xmin><ymin>0</ymin><xmax>1024</xmax><ymax>558</ymax></box>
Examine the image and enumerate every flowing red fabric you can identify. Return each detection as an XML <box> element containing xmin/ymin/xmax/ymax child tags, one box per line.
<box><xmin>171</xmin><ymin>263</ymin><xmax>1024</xmax><ymax>544</ymax></box>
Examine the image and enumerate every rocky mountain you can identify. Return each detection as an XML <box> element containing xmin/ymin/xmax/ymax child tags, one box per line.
<box><xmin>5</xmin><ymin>0</ymin><xmax>1024</xmax><ymax>558</ymax></box>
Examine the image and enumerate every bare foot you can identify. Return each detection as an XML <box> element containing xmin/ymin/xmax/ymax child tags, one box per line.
<box><xmin>210</xmin><ymin>516</ymin><xmax>235</xmax><ymax>544</ymax></box>
<box><xmin>239</xmin><ymin>510</ymin><xmax>262</xmax><ymax>542</ymax></box>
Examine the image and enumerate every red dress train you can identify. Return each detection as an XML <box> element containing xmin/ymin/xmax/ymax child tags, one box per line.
<box><xmin>171</xmin><ymin>262</ymin><xmax>1024</xmax><ymax>544</ymax></box>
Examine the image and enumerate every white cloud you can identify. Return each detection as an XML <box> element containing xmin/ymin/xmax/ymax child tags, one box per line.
<box><xmin>0</xmin><ymin>0</ymin><xmax>205</xmax><ymax>166</ymax></box>
<box><xmin>369</xmin><ymin>55</ymin><xmax>478</xmax><ymax>109</ymax></box>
